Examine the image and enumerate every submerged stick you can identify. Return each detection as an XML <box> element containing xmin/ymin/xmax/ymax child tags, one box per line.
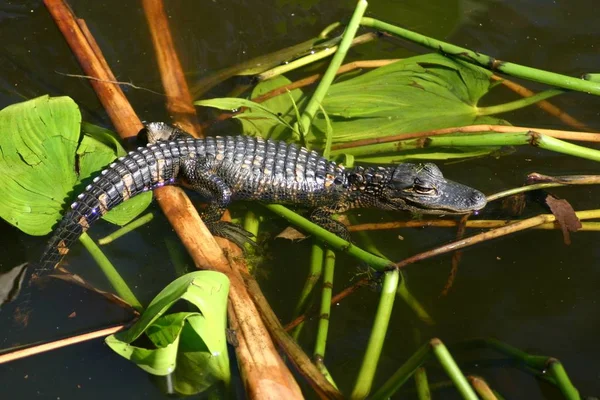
<box><xmin>393</xmin><ymin>210</ymin><xmax>598</xmax><ymax>270</ymax></box>
<box><xmin>349</xmin><ymin>220</ymin><xmax>600</xmax><ymax>232</ymax></box>
<box><xmin>0</xmin><ymin>324</ymin><xmax>127</xmax><ymax>365</ymax></box>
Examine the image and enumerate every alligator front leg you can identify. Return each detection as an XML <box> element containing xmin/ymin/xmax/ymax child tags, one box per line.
<box><xmin>310</xmin><ymin>203</ymin><xmax>352</xmax><ymax>242</ymax></box>
<box><xmin>185</xmin><ymin>165</ymin><xmax>255</xmax><ymax>248</ymax></box>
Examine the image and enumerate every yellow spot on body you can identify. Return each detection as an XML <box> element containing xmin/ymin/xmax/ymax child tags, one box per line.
<box><xmin>57</xmin><ymin>240</ymin><xmax>69</xmax><ymax>256</ymax></box>
<box><xmin>156</xmin><ymin>159</ymin><xmax>166</xmax><ymax>183</ymax></box>
<box><xmin>216</xmin><ymin>153</ymin><xmax>224</xmax><ymax>161</ymax></box>
<box><xmin>78</xmin><ymin>216</ymin><xmax>90</xmax><ymax>231</ymax></box>
<box><xmin>98</xmin><ymin>193</ymin><xmax>109</xmax><ymax>214</ymax></box>
<box><xmin>122</xmin><ymin>174</ymin><xmax>134</xmax><ymax>201</ymax></box>
<box><xmin>324</xmin><ymin>173</ymin><xmax>335</xmax><ymax>187</ymax></box>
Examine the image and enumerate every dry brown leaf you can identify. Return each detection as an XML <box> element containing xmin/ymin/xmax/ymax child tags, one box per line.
<box><xmin>275</xmin><ymin>226</ymin><xmax>307</xmax><ymax>241</ymax></box>
<box><xmin>545</xmin><ymin>195</ymin><xmax>582</xmax><ymax>245</ymax></box>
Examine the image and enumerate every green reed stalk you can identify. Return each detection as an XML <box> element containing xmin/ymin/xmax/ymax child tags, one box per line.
<box><xmin>432</xmin><ymin>341</ymin><xmax>477</xmax><ymax>400</ymax></box>
<box><xmin>297</xmin><ymin>0</ymin><xmax>368</xmax><ymax>134</ymax></box>
<box><xmin>463</xmin><ymin>338</ymin><xmax>580</xmax><ymax>400</ymax></box>
<box><xmin>313</xmin><ymin>249</ymin><xmax>336</xmax><ymax>363</ymax></box>
<box><xmin>98</xmin><ymin>213</ymin><xmax>154</xmax><ymax>245</ymax></box>
<box><xmin>79</xmin><ymin>233</ymin><xmax>142</xmax><ymax>311</ymax></box>
<box><xmin>360</xmin><ymin>17</ymin><xmax>600</xmax><ymax>96</ymax></box>
<box><xmin>291</xmin><ymin>243</ymin><xmax>324</xmax><ymax>340</ymax></box>
<box><xmin>351</xmin><ymin>269</ymin><xmax>400</xmax><ymax>398</ymax></box>
<box><xmin>265</xmin><ymin>204</ymin><xmax>393</xmax><ymax>270</ymax></box>
<box><xmin>477</xmin><ymin>89</ymin><xmax>565</xmax><ymax>116</ymax></box>
<box><xmin>414</xmin><ymin>367</ymin><xmax>431</xmax><ymax>400</ymax></box>
<box><xmin>313</xmin><ymin>249</ymin><xmax>338</xmax><ymax>388</ymax></box>
<box><xmin>370</xmin><ymin>339</ymin><xmax>433</xmax><ymax>399</ymax></box>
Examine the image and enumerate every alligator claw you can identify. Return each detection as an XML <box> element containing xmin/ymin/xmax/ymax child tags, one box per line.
<box><xmin>207</xmin><ymin>221</ymin><xmax>257</xmax><ymax>250</ymax></box>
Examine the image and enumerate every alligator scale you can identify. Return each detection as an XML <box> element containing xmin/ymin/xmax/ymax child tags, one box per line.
<box><xmin>38</xmin><ymin>122</ymin><xmax>487</xmax><ymax>274</ymax></box>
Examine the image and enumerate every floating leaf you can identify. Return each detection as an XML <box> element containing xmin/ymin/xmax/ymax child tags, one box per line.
<box><xmin>0</xmin><ymin>95</ymin><xmax>80</xmax><ymax>235</ymax></box>
<box><xmin>106</xmin><ymin>271</ymin><xmax>230</xmax><ymax>395</ymax></box>
<box><xmin>308</xmin><ymin>53</ymin><xmax>505</xmax><ymax>145</ymax></box>
<box><xmin>545</xmin><ymin>194</ymin><xmax>581</xmax><ymax>245</ymax></box>
<box><xmin>0</xmin><ymin>96</ymin><xmax>152</xmax><ymax>235</ymax></box>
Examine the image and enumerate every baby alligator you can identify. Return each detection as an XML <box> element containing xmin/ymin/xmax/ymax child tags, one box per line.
<box><xmin>38</xmin><ymin>122</ymin><xmax>487</xmax><ymax>274</ymax></box>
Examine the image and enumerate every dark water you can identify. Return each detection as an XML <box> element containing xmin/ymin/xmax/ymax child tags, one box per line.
<box><xmin>1</xmin><ymin>0</ymin><xmax>599</xmax><ymax>398</ymax></box>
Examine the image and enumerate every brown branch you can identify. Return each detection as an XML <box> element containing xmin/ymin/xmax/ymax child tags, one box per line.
<box><xmin>44</xmin><ymin>2</ymin><xmax>142</xmax><ymax>137</ymax></box>
<box><xmin>393</xmin><ymin>213</ymin><xmax>560</xmax><ymax>270</ymax></box>
<box><xmin>141</xmin><ymin>0</ymin><xmax>200</xmax><ymax>134</ymax></box>
<box><xmin>348</xmin><ymin>219</ymin><xmax>600</xmax><ymax>232</ymax></box>
<box><xmin>140</xmin><ymin>0</ymin><xmax>306</xmax><ymax>398</ymax></box>
<box><xmin>242</xmin><ymin>270</ymin><xmax>344</xmax><ymax>399</ymax></box>
<box><xmin>44</xmin><ymin>1</ymin><xmax>304</xmax><ymax>398</ymax></box>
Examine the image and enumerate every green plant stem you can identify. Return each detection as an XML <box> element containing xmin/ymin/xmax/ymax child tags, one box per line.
<box><xmin>298</xmin><ymin>0</ymin><xmax>369</xmax><ymax>134</ymax></box>
<box><xmin>414</xmin><ymin>367</ymin><xmax>431</xmax><ymax>400</ymax></box>
<box><xmin>291</xmin><ymin>243</ymin><xmax>324</xmax><ymax>340</ymax></box>
<box><xmin>357</xmin><ymin>149</ymin><xmax>494</xmax><ymax>163</ymax></box>
<box><xmin>265</xmin><ymin>204</ymin><xmax>393</xmax><ymax>270</ymax></box>
<box><xmin>78</xmin><ymin>232</ymin><xmax>143</xmax><ymax>311</ymax></box>
<box><xmin>259</xmin><ymin>43</ymin><xmax>341</xmax><ymax>82</ymax></box>
<box><xmin>487</xmin><ymin>174</ymin><xmax>600</xmax><ymax>202</ymax></box>
<box><xmin>431</xmin><ymin>340</ymin><xmax>477</xmax><ymax>400</ymax></box>
<box><xmin>464</xmin><ymin>338</ymin><xmax>580</xmax><ymax>400</ymax></box>
<box><xmin>370</xmin><ymin>340</ymin><xmax>433</xmax><ymax>399</ymax></box>
<box><xmin>315</xmin><ymin>360</ymin><xmax>339</xmax><ymax>389</ymax></box>
<box><xmin>397</xmin><ymin>278</ymin><xmax>435</xmax><ymax>325</ymax></box>
<box><xmin>320</xmin><ymin>21</ymin><xmax>342</xmax><ymax>38</ymax></box>
<box><xmin>242</xmin><ymin>209</ymin><xmax>260</xmax><ymax>238</ymax></box>
<box><xmin>360</xmin><ymin>17</ymin><xmax>600</xmax><ymax>96</ymax></box>
<box><xmin>329</xmin><ymin>133</ymin><xmax>525</xmax><ymax>158</ymax></box>
<box><xmin>331</xmin><ymin>131</ymin><xmax>600</xmax><ymax>163</ymax></box>
<box><xmin>477</xmin><ymin>89</ymin><xmax>565</xmax><ymax>116</ymax></box>
<box><xmin>267</xmin><ymin>205</ymin><xmax>437</xmax><ymax>324</ymax></box>
<box><xmin>351</xmin><ymin>269</ymin><xmax>400</xmax><ymax>399</ymax></box>
<box><xmin>469</xmin><ymin>376</ymin><xmax>498</xmax><ymax>400</ymax></box>
<box><xmin>258</xmin><ymin>32</ymin><xmax>376</xmax><ymax>82</ymax></box>
<box><xmin>486</xmin><ymin>182</ymin><xmax>564</xmax><ymax>202</ymax></box>
<box><xmin>190</xmin><ymin>35</ymin><xmax>339</xmax><ymax>98</ymax></box>
<box><xmin>534</xmin><ymin>133</ymin><xmax>600</xmax><ymax>162</ymax></box>
<box><xmin>314</xmin><ymin>249</ymin><xmax>336</xmax><ymax>361</ymax></box>
<box><xmin>98</xmin><ymin>213</ymin><xmax>154</xmax><ymax>245</ymax></box>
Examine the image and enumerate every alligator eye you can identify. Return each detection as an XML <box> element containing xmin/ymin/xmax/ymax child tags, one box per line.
<box><xmin>413</xmin><ymin>185</ymin><xmax>436</xmax><ymax>195</ymax></box>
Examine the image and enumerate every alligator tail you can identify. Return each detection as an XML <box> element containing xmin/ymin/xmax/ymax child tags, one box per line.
<box><xmin>37</xmin><ymin>142</ymin><xmax>180</xmax><ymax>275</ymax></box>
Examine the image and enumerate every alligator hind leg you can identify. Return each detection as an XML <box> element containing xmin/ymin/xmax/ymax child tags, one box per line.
<box><xmin>185</xmin><ymin>164</ymin><xmax>255</xmax><ymax>249</ymax></box>
<box><xmin>310</xmin><ymin>204</ymin><xmax>352</xmax><ymax>242</ymax></box>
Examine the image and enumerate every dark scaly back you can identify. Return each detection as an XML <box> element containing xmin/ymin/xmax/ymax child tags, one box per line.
<box><xmin>37</xmin><ymin>140</ymin><xmax>187</xmax><ymax>275</ymax></box>
<box><xmin>192</xmin><ymin>135</ymin><xmax>347</xmax><ymax>205</ymax></box>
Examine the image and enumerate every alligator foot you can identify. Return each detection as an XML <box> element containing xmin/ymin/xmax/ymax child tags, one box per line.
<box><xmin>207</xmin><ymin>220</ymin><xmax>257</xmax><ymax>249</ymax></box>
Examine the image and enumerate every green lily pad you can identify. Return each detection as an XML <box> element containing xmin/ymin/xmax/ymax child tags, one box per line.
<box><xmin>106</xmin><ymin>271</ymin><xmax>230</xmax><ymax>395</ymax></box>
<box><xmin>0</xmin><ymin>96</ymin><xmax>152</xmax><ymax>235</ymax></box>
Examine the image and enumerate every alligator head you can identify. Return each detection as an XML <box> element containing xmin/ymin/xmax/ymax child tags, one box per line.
<box><xmin>349</xmin><ymin>163</ymin><xmax>487</xmax><ymax>214</ymax></box>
